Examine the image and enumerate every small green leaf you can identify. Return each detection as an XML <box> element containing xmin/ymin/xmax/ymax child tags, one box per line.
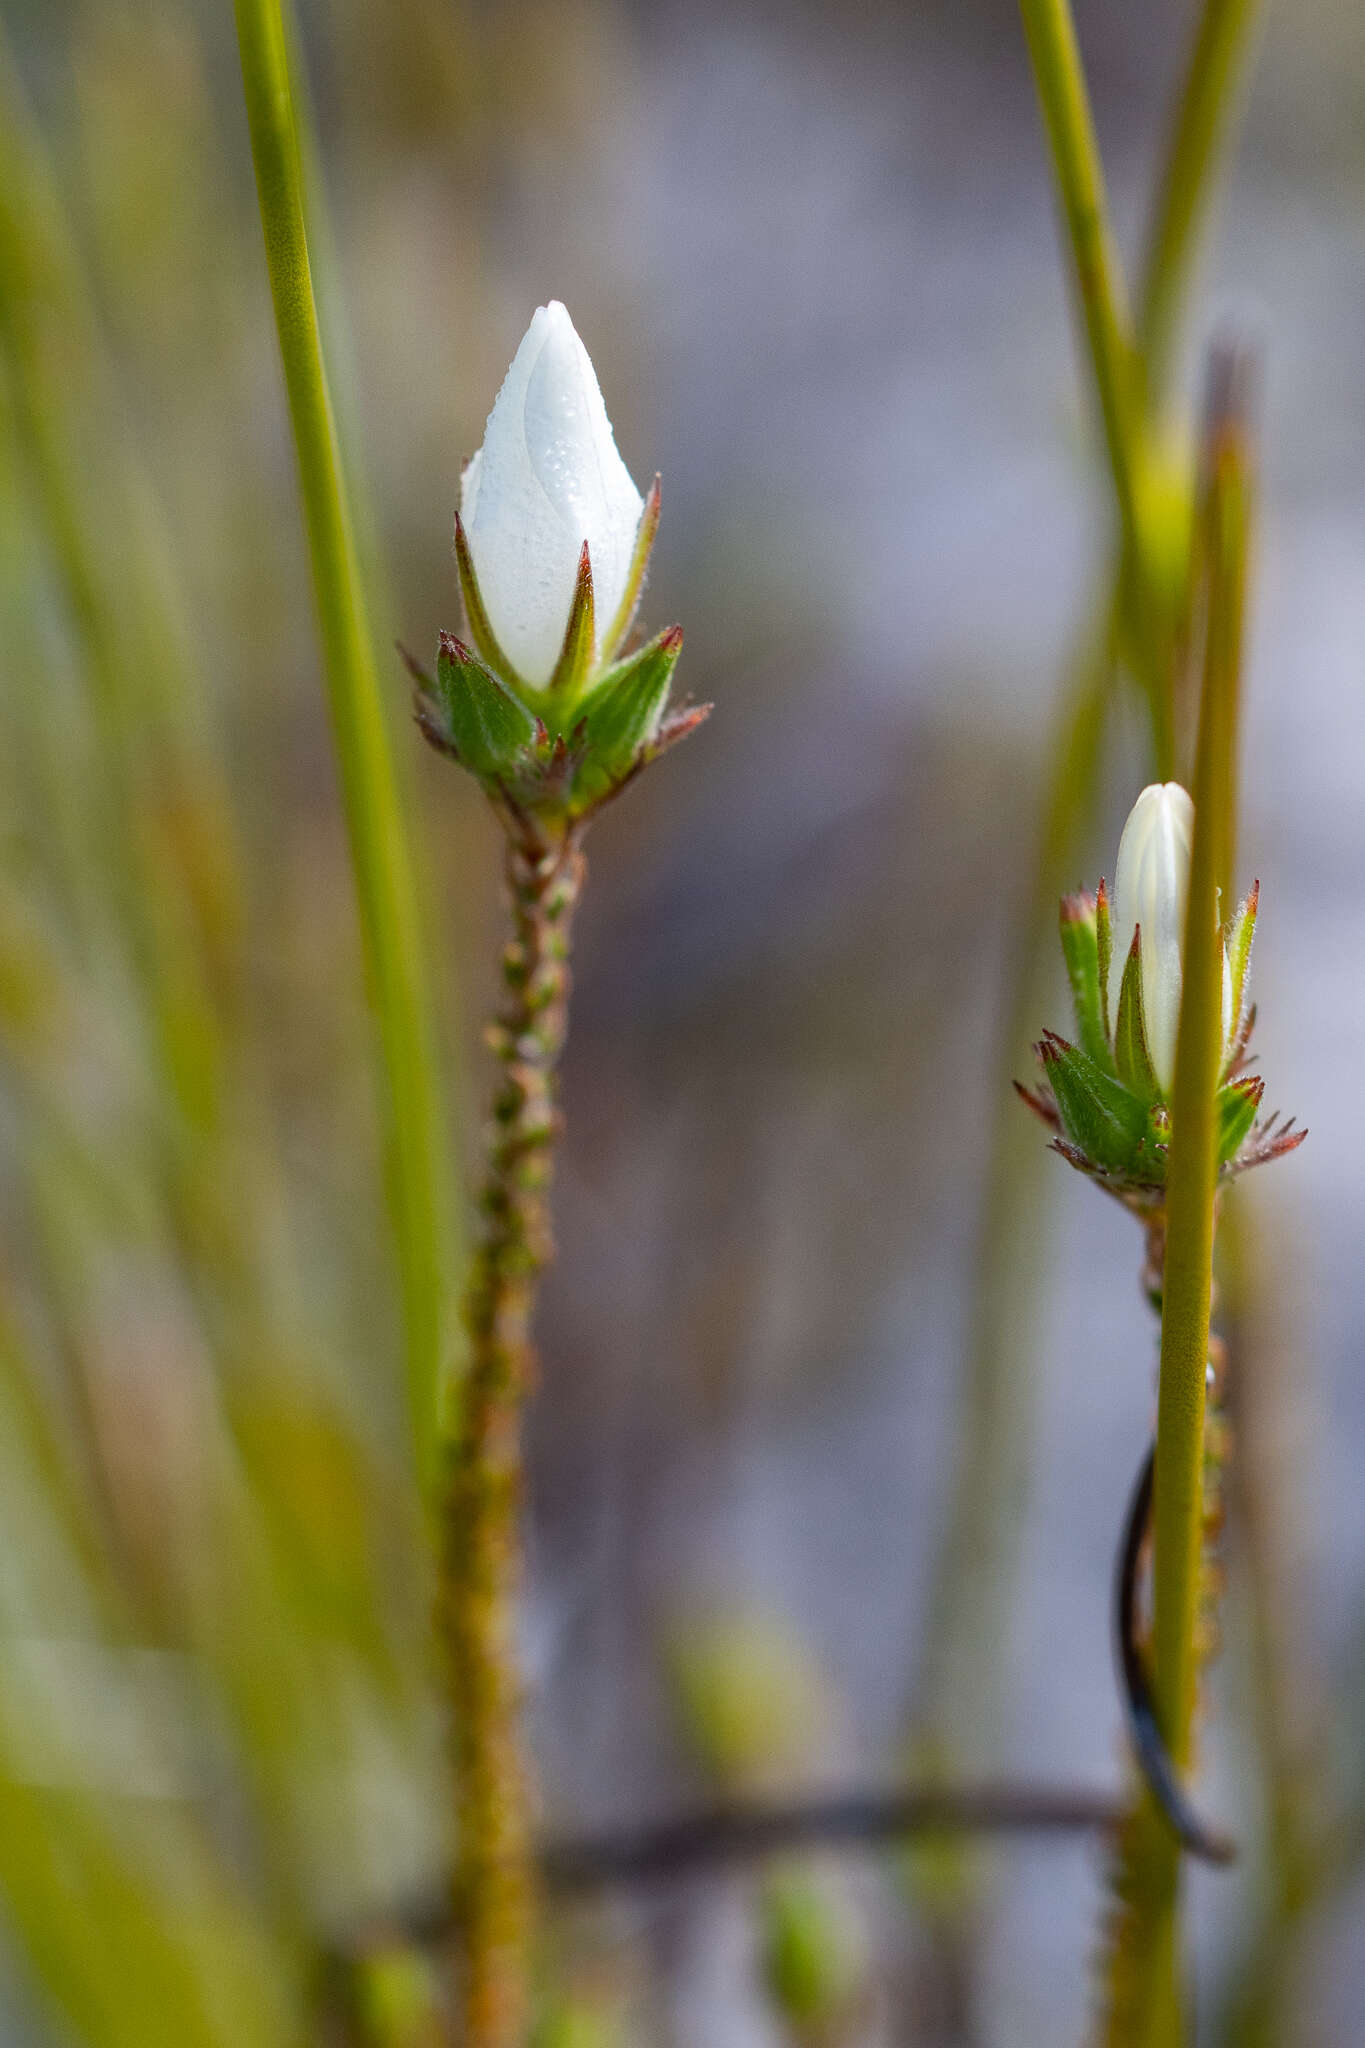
<box><xmin>1217</xmin><ymin>1076</ymin><xmax>1263</xmax><ymax>1164</ymax></box>
<box><xmin>434</xmin><ymin>631</ymin><xmax>538</xmax><ymax>779</ymax></box>
<box><xmin>569</xmin><ymin>625</ymin><xmax>683</xmax><ymax>810</ymax></box>
<box><xmin>1113</xmin><ymin>931</ymin><xmax>1160</xmax><ymax>1102</ymax></box>
<box><xmin>1041</xmin><ymin>1033</ymin><xmax>1148</xmax><ymax>1173</ymax></box>
<box><xmin>1059</xmin><ymin>891</ymin><xmax>1111</xmax><ymax>1070</ymax></box>
<box><xmin>546</xmin><ymin>541</ymin><xmax>596</xmax><ymax>701</ymax></box>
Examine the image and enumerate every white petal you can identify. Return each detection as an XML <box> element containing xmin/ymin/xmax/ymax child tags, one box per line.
<box><xmin>461</xmin><ymin>302</ymin><xmax>644</xmax><ymax>686</ymax></box>
<box><xmin>1110</xmin><ymin>782</ymin><xmax>1193</xmax><ymax>1093</ymax></box>
<box><xmin>460</xmin><ymin>448</ymin><xmax>482</xmax><ymax>524</ymax></box>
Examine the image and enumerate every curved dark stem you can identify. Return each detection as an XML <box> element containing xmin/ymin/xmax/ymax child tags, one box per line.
<box><xmin>1115</xmin><ymin>1439</ymin><xmax>1237</xmax><ymax>1865</ymax></box>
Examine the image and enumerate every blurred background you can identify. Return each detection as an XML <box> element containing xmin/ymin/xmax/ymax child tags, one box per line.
<box><xmin>0</xmin><ymin>0</ymin><xmax>1362</xmax><ymax>2041</ymax></box>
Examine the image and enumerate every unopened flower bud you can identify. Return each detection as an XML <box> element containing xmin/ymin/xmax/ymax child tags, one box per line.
<box><xmin>460</xmin><ymin>301</ymin><xmax>645</xmax><ymax>689</ymax></box>
<box><xmin>1110</xmin><ymin>782</ymin><xmax>1193</xmax><ymax>1094</ymax></box>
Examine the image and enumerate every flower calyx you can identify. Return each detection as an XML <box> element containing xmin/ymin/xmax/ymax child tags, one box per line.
<box><xmin>405</xmin><ymin>612</ymin><xmax>707</xmax><ymax>834</ymax></box>
<box><xmin>1018</xmin><ymin>871</ymin><xmax>1303</xmax><ymax>1208</ymax></box>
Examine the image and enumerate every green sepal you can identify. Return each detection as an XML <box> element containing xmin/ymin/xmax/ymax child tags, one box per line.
<box><xmin>433</xmin><ymin>631</ymin><xmax>539</xmax><ymax>780</ymax></box>
<box><xmin>1040</xmin><ymin>1032</ymin><xmax>1148</xmax><ymax>1174</ymax></box>
<box><xmin>545</xmin><ymin>541</ymin><xmax>597</xmax><ymax>701</ymax></box>
<box><xmin>1217</xmin><ymin>1075</ymin><xmax>1263</xmax><ymax>1165</ymax></box>
<box><xmin>1059</xmin><ymin>891</ymin><xmax>1112</xmax><ymax>1070</ymax></box>
<box><xmin>1113</xmin><ymin>931</ymin><xmax>1161</xmax><ymax>1103</ymax></box>
<box><xmin>568</xmin><ymin>625</ymin><xmax>684</xmax><ymax>811</ymax></box>
<box><xmin>599</xmin><ymin>474</ymin><xmax>661</xmax><ymax>664</ymax></box>
<box><xmin>1224</xmin><ymin>880</ymin><xmax>1258</xmax><ymax>1038</ymax></box>
<box><xmin>454</xmin><ymin>513</ymin><xmax>529</xmax><ymax>693</ymax></box>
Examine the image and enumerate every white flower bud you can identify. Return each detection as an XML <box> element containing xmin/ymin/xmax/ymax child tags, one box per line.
<box><xmin>1110</xmin><ymin>781</ymin><xmax>1194</xmax><ymax>1094</ymax></box>
<box><xmin>460</xmin><ymin>301</ymin><xmax>645</xmax><ymax>688</ymax></box>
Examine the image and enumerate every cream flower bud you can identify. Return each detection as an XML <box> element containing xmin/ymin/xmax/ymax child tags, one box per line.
<box><xmin>460</xmin><ymin>301</ymin><xmax>645</xmax><ymax>688</ymax></box>
<box><xmin>1110</xmin><ymin>782</ymin><xmax>1194</xmax><ymax>1094</ymax></box>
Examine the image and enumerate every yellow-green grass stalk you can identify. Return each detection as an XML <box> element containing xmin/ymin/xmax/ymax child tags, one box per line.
<box><xmin>0</xmin><ymin>39</ymin><xmax>231</xmax><ymax>1141</ymax></box>
<box><xmin>1015</xmin><ymin>0</ymin><xmax>1177</xmax><ymax>773</ymax></box>
<box><xmin>233</xmin><ymin>0</ymin><xmax>457</xmax><ymax>1479</ymax></box>
<box><xmin>1138</xmin><ymin>0</ymin><xmax>1266</xmax><ymax>411</ymax></box>
<box><xmin>0</xmin><ymin>30</ymin><xmax>322</xmax><ymax>1427</ymax></box>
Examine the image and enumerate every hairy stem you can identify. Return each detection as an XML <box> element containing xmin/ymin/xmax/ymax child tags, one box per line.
<box><xmin>233</xmin><ymin>0</ymin><xmax>456</xmax><ymax>1479</ymax></box>
<box><xmin>439</xmin><ymin>826</ymin><xmax>584</xmax><ymax>2048</ymax></box>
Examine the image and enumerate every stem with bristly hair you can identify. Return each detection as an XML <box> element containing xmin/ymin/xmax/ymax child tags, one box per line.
<box><xmin>437</xmin><ymin>820</ymin><xmax>584</xmax><ymax>2048</ymax></box>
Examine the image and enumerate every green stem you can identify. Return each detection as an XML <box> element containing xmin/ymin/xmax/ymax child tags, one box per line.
<box><xmin>233</xmin><ymin>0</ymin><xmax>455</xmax><ymax>1479</ymax></box>
<box><xmin>1103</xmin><ymin>361</ymin><xmax>1251</xmax><ymax>2048</ymax></box>
<box><xmin>439</xmin><ymin>825</ymin><xmax>584</xmax><ymax>2048</ymax></box>
<box><xmin>1137</xmin><ymin>0</ymin><xmax>1266</xmax><ymax>411</ymax></box>
<box><xmin>1017</xmin><ymin>0</ymin><xmax>1175</xmax><ymax>775</ymax></box>
<box><xmin>1018</xmin><ymin>0</ymin><xmax>1142</xmax><ymax>543</ymax></box>
<box><xmin>915</xmin><ymin>0</ymin><xmax>1264</xmax><ymax>1812</ymax></box>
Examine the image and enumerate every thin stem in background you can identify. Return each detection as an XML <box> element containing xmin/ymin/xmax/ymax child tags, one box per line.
<box><xmin>354</xmin><ymin>1781</ymin><xmax>1125</xmax><ymax>1954</ymax></box>
<box><xmin>1137</xmin><ymin>0</ymin><xmax>1266</xmax><ymax>410</ymax></box>
<box><xmin>1016</xmin><ymin>0</ymin><xmax>1174</xmax><ymax>775</ymax></box>
<box><xmin>911</xmin><ymin>603</ymin><xmax>1115</xmax><ymax>1784</ymax></box>
<box><xmin>233</xmin><ymin>0</ymin><xmax>456</xmax><ymax>1481</ymax></box>
<box><xmin>437</xmin><ymin>825</ymin><xmax>585</xmax><ymax>2048</ymax></box>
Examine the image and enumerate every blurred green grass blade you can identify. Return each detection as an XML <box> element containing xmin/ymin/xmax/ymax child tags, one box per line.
<box><xmin>233</xmin><ymin>0</ymin><xmax>457</xmax><ymax>1478</ymax></box>
<box><xmin>0</xmin><ymin>35</ymin><xmax>236</xmax><ymax>1147</ymax></box>
<box><xmin>1016</xmin><ymin>0</ymin><xmax>1176</xmax><ymax>773</ymax></box>
<box><xmin>0</xmin><ymin>1295</ymin><xmax>302</xmax><ymax>2048</ymax></box>
<box><xmin>0</xmin><ymin>1763</ymin><xmax>300</xmax><ymax>2048</ymax></box>
<box><xmin>1138</xmin><ymin>0</ymin><xmax>1266</xmax><ymax>408</ymax></box>
<box><xmin>1017</xmin><ymin>0</ymin><xmax>1143</xmax><ymax>548</ymax></box>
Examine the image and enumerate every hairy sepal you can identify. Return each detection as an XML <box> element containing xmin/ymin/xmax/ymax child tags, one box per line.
<box><xmin>433</xmin><ymin>631</ymin><xmax>539</xmax><ymax>780</ymax></box>
<box><xmin>1060</xmin><ymin>891</ymin><xmax>1112</xmax><ymax>1071</ymax></box>
<box><xmin>1040</xmin><ymin>1033</ymin><xmax>1148</xmax><ymax>1175</ymax></box>
<box><xmin>569</xmin><ymin>624</ymin><xmax>684</xmax><ymax>810</ymax></box>
<box><xmin>1217</xmin><ymin>1075</ymin><xmax>1263</xmax><ymax>1166</ymax></box>
<box><xmin>1113</xmin><ymin>930</ymin><xmax>1161</xmax><ymax>1103</ymax></box>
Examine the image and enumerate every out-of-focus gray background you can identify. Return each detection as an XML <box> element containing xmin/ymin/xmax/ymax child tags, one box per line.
<box><xmin>1</xmin><ymin>0</ymin><xmax>1363</xmax><ymax>2042</ymax></box>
